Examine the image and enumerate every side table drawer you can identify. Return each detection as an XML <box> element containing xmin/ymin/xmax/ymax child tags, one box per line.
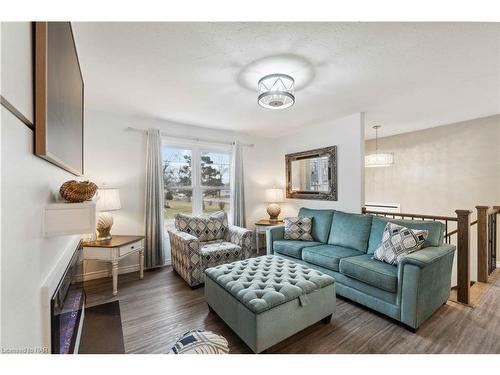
<box><xmin>84</xmin><ymin>247</ymin><xmax>112</xmax><ymax>261</ymax></box>
<box><xmin>119</xmin><ymin>240</ymin><xmax>144</xmax><ymax>257</ymax></box>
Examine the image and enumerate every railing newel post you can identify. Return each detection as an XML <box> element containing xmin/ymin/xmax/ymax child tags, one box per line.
<box><xmin>455</xmin><ymin>209</ymin><xmax>472</xmax><ymax>305</ymax></box>
<box><xmin>476</xmin><ymin>206</ymin><xmax>489</xmax><ymax>283</ymax></box>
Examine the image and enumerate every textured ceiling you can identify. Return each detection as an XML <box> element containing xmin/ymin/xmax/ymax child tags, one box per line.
<box><xmin>72</xmin><ymin>22</ymin><xmax>500</xmax><ymax>139</ymax></box>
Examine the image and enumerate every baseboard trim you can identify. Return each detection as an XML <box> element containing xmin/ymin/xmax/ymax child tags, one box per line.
<box><xmin>76</xmin><ymin>260</ymin><xmax>172</xmax><ymax>282</ymax></box>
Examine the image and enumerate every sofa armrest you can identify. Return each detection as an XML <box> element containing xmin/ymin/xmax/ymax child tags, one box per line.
<box><xmin>398</xmin><ymin>244</ymin><xmax>456</xmax><ymax>329</ymax></box>
<box><xmin>266</xmin><ymin>226</ymin><xmax>285</xmax><ymax>254</ymax></box>
<box><xmin>226</xmin><ymin>225</ymin><xmax>254</xmax><ymax>258</ymax></box>
<box><xmin>399</xmin><ymin>244</ymin><xmax>456</xmax><ymax>269</ymax></box>
<box><xmin>168</xmin><ymin>230</ymin><xmax>203</xmax><ymax>287</ymax></box>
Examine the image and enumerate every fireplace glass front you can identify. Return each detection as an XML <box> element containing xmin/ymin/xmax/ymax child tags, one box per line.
<box><xmin>51</xmin><ymin>243</ymin><xmax>85</xmax><ymax>354</ymax></box>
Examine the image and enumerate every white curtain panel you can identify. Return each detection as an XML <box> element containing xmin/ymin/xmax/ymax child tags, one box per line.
<box><xmin>230</xmin><ymin>141</ymin><xmax>246</xmax><ymax>227</ymax></box>
<box><xmin>145</xmin><ymin>128</ymin><xmax>167</xmax><ymax>267</ymax></box>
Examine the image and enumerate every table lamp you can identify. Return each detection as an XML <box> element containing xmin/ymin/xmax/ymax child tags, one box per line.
<box><xmin>265</xmin><ymin>188</ymin><xmax>284</xmax><ymax>222</ymax></box>
<box><xmin>96</xmin><ymin>187</ymin><xmax>121</xmax><ymax>240</ymax></box>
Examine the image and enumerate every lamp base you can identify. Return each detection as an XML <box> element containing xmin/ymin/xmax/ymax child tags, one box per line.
<box><xmin>96</xmin><ymin>212</ymin><xmax>114</xmax><ymax>241</ymax></box>
<box><xmin>266</xmin><ymin>203</ymin><xmax>281</xmax><ymax>222</ymax></box>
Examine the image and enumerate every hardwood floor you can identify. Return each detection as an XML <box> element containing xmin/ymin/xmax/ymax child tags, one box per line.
<box><xmin>84</xmin><ymin>266</ymin><xmax>500</xmax><ymax>354</ymax></box>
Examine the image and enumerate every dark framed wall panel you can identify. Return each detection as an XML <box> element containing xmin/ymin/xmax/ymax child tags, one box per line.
<box><xmin>35</xmin><ymin>21</ymin><xmax>84</xmax><ymax>176</ymax></box>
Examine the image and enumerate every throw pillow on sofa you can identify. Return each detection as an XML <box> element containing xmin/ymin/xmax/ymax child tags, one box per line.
<box><xmin>373</xmin><ymin>222</ymin><xmax>428</xmax><ymax>265</ymax></box>
<box><xmin>284</xmin><ymin>217</ymin><xmax>313</xmax><ymax>241</ymax></box>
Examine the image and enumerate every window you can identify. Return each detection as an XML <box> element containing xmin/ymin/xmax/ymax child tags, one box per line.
<box><xmin>200</xmin><ymin>151</ymin><xmax>231</xmax><ymax>214</ymax></box>
<box><xmin>162</xmin><ymin>142</ymin><xmax>232</xmax><ymax>225</ymax></box>
<box><xmin>162</xmin><ymin>147</ymin><xmax>193</xmax><ymax>218</ymax></box>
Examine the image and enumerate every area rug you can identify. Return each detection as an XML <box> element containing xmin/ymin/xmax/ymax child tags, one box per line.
<box><xmin>79</xmin><ymin>301</ymin><xmax>125</xmax><ymax>354</ymax></box>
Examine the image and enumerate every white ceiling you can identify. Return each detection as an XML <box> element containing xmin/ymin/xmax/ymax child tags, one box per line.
<box><xmin>72</xmin><ymin>22</ymin><xmax>500</xmax><ymax>139</ymax></box>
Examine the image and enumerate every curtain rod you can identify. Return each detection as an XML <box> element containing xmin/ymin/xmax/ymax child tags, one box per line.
<box><xmin>126</xmin><ymin>126</ymin><xmax>254</xmax><ymax>147</ymax></box>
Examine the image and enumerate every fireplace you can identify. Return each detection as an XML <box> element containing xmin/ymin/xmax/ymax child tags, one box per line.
<box><xmin>50</xmin><ymin>243</ymin><xmax>85</xmax><ymax>354</ymax></box>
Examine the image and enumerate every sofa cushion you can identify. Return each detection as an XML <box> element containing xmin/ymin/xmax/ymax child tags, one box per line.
<box><xmin>367</xmin><ymin>217</ymin><xmax>445</xmax><ymax>254</ymax></box>
<box><xmin>302</xmin><ymin>245</ymin><xmax>364</xmax><ymax>272</ymax></box>
<box><xmin>339</xmin><ymin>254</ymin><xmax>398</xmax><ymax>293</ymax></box>
<box><xmin>373</xmin><ymin>222</ymin><xmax>428</xmax><ymax>265</ymax></box>
<box><xmin>328</xmin><ymin>211</ymin><xmax>372</xmax><ymax>252</ymax></box>
<box><xmin>284</xmin><ymin>217</ymin><xmax>313</xmax><ymax>241</ymax></box>
<box><xmin>298</xmin><ymin>208</ymin><xmax>335</xmax><ymax>243</ymax></box>
<box><xmin>175</xmin><ymin>211</ymin><xmax>228</xmax><ymax>241</ymax></box>
<box><xmin>273</xmin><ymin>240</ymin><xmax>323</xmax><ymax>259</ymax></box>
<box><xmin>200</xmin><ymin>240</ymin><xmax>243</xmax><ymax>268</ymax></box>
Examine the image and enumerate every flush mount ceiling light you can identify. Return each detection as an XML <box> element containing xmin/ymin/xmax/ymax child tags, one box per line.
<box><xmin>365</xmin><ymin>125</ymin><xmax>394</xmax><ymax>168</ymax></box>
<box><xmin>258</xmin><ymin>73</ymin><xmax>295</xmax><ymax>109</ymax></box>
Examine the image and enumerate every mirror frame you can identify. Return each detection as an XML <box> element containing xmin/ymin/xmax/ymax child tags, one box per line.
<box><xmin>285</xmin><ymin>145</ymin><xmax>337</xmax><ymax>201</ymax></box>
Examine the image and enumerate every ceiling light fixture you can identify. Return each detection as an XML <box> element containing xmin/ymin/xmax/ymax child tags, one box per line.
<box><xmin>258</xmin><ymin>73</ymin><xmax>295</xmax><ymax>109</ymax></box>
<box><xmin>365</xmin><ymin>125</ymin><xmax>394</xmax><ymax>168</ymax></box>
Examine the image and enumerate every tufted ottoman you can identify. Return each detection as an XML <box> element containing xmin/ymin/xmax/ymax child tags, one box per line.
<box><xmin>205</xmin><ymin>255</ymin><xmax>336</xmax><ymax>353</ymax></box>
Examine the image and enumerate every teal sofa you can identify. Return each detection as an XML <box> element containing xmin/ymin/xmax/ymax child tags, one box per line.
<box><xmin>266</xmin><ymin>208</ymin><xmax>456</xmax><ymax>330</ymax></box>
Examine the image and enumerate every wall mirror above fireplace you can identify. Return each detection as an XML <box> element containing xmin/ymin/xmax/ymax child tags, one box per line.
<box><xmin>285</xmin><ymin>145</ymin><xmax>337</xmax><ymax>201</ymax></box>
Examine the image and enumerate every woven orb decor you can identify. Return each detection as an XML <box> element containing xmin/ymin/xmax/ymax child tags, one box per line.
<box><xmin>59</xmin><ymin>180</ymin><xmax>98</xmax><ymax>203</ymax></box>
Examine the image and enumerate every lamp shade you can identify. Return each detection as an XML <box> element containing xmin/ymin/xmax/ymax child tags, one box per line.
<box><xmin>365</xmin><ymin>153</ymin><xmax>394</xmax><ymax>168</ymax></box>
<box><xmin>96</xmin><ymin>187</ymin><xmax>121</xmax><ymax>211</ymax></box>
<box><xmin>265</xmin><ymin>188</ymin><xmax>284</xmax><ymax>203</ymax></box>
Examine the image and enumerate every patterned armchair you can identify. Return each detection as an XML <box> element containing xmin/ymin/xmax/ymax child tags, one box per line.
<box><xmin>169</xmin><ymin>211</ymin><xmax>254</xmax><ymax>287</ymax></box>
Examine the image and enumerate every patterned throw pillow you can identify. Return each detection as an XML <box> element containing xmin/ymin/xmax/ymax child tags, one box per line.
<box><xmin>373</xmin><ymin>222</ymin><xmax>428</xmax><ymax>265</ymax></box>
<box><xmin>169</xmin><ymin>330</ymin><xmax>229</xmax><ymax>354</ymax></box>
<box><xmin>284</xmin><ymin>217</ymin><xmax>313</xmax><ymax>241</ymax></box>
<box><xmin>175</xmin><ymin>211</ymin><xmax>228</xmax><ymax>241</ymax></box>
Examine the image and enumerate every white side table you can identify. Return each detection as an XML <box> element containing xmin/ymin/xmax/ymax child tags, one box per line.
<box><xmin>82</xmin><ymin>235</ymin><xmax>145</xmax><ymax>296</ymax></box>
<box><xmin>254</xmin><ymin>219</ymin><xmax>284</xmax><ymax>254</ymax></box>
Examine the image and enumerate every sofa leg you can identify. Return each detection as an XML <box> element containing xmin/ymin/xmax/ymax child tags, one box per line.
<box><xmin>321</xmin><ymin>314</ymin><xmax>333</xmax><ymax>324</ymax></box>
<box><xmin>207</xmin><ymin>304</ymin><xmax>214</xmax><ymax>313</ymax></box>
<box><xmin>190</xmin><ymin>283</ymin><xmax>204</xmax><ymax>290</ymax></box>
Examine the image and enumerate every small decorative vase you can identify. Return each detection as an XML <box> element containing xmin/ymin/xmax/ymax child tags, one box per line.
<box><xmin>60</xmin><ymin>180</ymin><xmax>97</xmax><ymax>203</ymax></box>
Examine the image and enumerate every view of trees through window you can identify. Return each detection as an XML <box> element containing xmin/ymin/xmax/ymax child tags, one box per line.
<box><xmin>162</xmin><ymin>146</ymin><xmax>231</xmax><ymax>221</ymax></box>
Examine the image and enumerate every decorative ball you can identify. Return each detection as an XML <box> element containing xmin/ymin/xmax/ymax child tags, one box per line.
<box><xmin>169</xmin><ymin>330</ymin><xmax>229</xmax><ymax>354</ymax></box>
<box><xmin>60</xmin><ymin>180</ymin><xmax>97</xmax><ymax>203</ymax></box>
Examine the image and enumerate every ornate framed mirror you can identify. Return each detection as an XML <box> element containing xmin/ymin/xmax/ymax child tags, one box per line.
<box><xmin>285</xmin><ymin>145</ymin><xmax>337</xmax><ymax>200</ymax></box>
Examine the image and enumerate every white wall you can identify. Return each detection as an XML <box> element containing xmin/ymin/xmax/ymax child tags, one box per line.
<box><xmin>83</xmin><ymin>111</ymin><xmax>365</xmax><ymax>276</ymax></box>
<box><xmin>83</xmin><ymin>109</ymin><xmax>276</xmax><ymax>275</ymax></box>
<box><xmin>271</xmin><ymin>113</ymin><xmax>365</xmax><ymax>217</ymax></box>
<box><xmin>1</xmin><ymin>22</ymin><xmax>81</xmax><ymax>351</ymax></box>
